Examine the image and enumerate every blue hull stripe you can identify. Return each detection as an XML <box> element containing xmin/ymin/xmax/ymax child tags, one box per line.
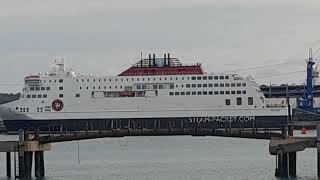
<box><xmin>3</xmin><ymin>116</ymin><xmax>287</xmax><ymax>132</ymax></box>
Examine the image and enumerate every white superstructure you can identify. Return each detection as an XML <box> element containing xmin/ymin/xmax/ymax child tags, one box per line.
<box><xmin>0</xmin><ymin>55</ymin><xmax>288</xmax><ymax>131</ymax></box>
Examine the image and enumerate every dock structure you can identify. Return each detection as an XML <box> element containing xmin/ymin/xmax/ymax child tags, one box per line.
<box><xmin>0</xmin><ymin>126</ymin><xmax>281</xmax><ymax>179</ymax></box>
<box><xmin>6</xmin><ymin>124</ymin><xmax>320</xmax><ymax>179</ymax></box>
<box><xmin>269</xmin><ymin>123</ymin><xmax>320</xmax><ymax>178</ymax></box>
<box><xmin>0</xmin><ymin>130</ymin><xmax>51</xmax><ymax>179</ymax></box>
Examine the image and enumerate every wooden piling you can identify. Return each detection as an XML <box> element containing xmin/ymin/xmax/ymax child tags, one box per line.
<box><xmin>317</xmin><ymin>124</ymin><xmax>320</xmax><ymax>178</ymax></box>
<box><xmin>6</xmin><ymin>152</ymin><xmax>11</xmax><ymax>178</ymax></box>
<box><xmin>18</xmin><ymin>129</ymin><xmax>25</xmax><ymax>179</ymax></box>
<box><xmin>40</xmin><ymin>151</ymin><xmax>45</xmax><ymax>177</ymax></box>
<box><xmin>289</xmin><ymin>152</ymin><xmax>296</xmax><ymax>177</ymax></box>
<box><xmin>24</xmin><ymin>151</ymin><xmax>33</xmax><ymax>178</ymax></box>
<box><xmin>35</xmin><ymin>151</ymin><xmax>41</xmax><ymax>178</ymax></box>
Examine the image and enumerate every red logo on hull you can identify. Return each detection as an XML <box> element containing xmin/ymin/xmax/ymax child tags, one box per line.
<box><xmin>52</xmin><ymin>99</ymin><xmax>64</xmax><ymax>112</ymax></box>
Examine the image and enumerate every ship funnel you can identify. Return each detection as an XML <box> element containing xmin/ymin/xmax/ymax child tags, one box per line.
<box><xmin>167</xmin><ymin>53</ymin><xmax>171</xmax><ymax>67</ymax></box>
<box><xmin>153</xmin><ymin>54</ymin><xmax>156</xmax><ymax>67</ymax></box>
<box><xmin>164</xmin><ymin>53</ymin><xmax>167</xmax><ymax>66</ymax></box>
<box><xmin>148</xmin><ymin>54</ymin><xmax>152</xmax><ymax>67</ymax></box>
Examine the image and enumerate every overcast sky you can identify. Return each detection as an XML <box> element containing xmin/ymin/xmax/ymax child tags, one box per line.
<box><xmin>1</xmin><ymin>0</ymin><xmax>320</xmax><ymax>93</ymax></box>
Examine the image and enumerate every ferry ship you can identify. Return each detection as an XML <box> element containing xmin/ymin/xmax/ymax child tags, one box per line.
<box><xmin>0</xmin><ymin>54</ymin><xmax>288</xmax><ymax>132</ymax></box>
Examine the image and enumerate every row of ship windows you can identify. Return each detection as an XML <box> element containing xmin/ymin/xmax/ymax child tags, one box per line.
<box><xmin>225</xmin><ymin>97</ymin><xmax>254</xmax><ymax>106</ymax></box>
<box><xmin>16</xmin><ymin>107</ymin><xmax>46</xmax><ymax>113</ymax></box>
<box><xmin>78</xmin><ymin>82</ymin><xmax>247</xmax><ymax>91</ymax></box>
<box><xmin>169</xmin><ymin>90</ymin><xmax>247</xmax><ymax>96</ymax></box>
<box><xmin>75</xmin><ymin>75</ymin><xmax>231</xmax><ymax>83</ymax></box>
<box><xmin>30</xmin><ymin>79</ymin><xmax>64</xmax><ymax>84</ymax></box>
<box><xmin>26</xmin><ymin>87</ymin><xmax>51</xmax><ymax>91</ymax></box>
<box><xmin>22</xmin><ymin>94</ymin><xmax>81</xmax><ymax>99</ymax></box>
<box><xmin>44</xmin><ymin>79</ymin><xmax>63</xmax><ymax>83</ymax></box>
<box><xmin>186</xmin><ymin>83</ymin><xmax>246</xmax><ymax>88</ymax></box>
<box><xmin>22</xmin><ymin>94</ymin><xmax>48</xmax><ymax>98</ymax></box>
<box><xmin>25</xmin><ymin>82</ymin><xmax>246</xmax><ymax>92</ymax></box>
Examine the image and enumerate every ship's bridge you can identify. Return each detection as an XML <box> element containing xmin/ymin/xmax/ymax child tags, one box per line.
<box><xmin>24</xmin><ymin>59</ymin><xmax>76</xmax><ymax>87</ymax></box>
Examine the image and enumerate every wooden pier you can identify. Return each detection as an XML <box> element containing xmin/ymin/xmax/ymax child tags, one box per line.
<box><xmin>269</xmin><ymin>123</ymin><xmax>320</xmax><ymax>178</ymax></box>
<box><xmin>0</xmin><ymin>127</ymin><xmax>281</xmax><ymax>179</ymax></box>
<box><xmin>4</xmin><ymin>124</ymin><xmax>320</xmax><ymax>179</ymax></box>
<box><xmin>0</xmin><ymin>130</ymin><xmax>50</xmax><ymax>179</ymax></box>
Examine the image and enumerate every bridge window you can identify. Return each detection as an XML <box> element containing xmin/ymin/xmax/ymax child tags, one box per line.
<box><xmin>203</xmin><ymin>84</ymin><xmax>208</xmax><ymax>88</ymax></box>
<box><xmin>242</xmin><ymin>83</ymin><xmax>246</xmax><ymax>87</ymax></box>
<box><xmin>36</xmin><ymin>87</ymin><xmax>40</xmax><ymax>91</ymax></box>
<box><xmin>197</xmin><ymin>84</ymin><xmax>202</xmax><ymax>88</ymax></box>
<box><xmin>226</xmin><ymin>91</ymin><xmax>230</xmax><ymax>95</ymax></box>
<box><xmin>231</xmin><ymin>91</ymin><xmax>235</xmax><ymax>94</ymax></box>
<box><xmin>214</xmin><ymin>76</ymin><xmax>218</xmax><ymax>80</ymax></box>
<box><xmin>181</xmin><ymin>92</ymin><xmax>185</xmax><ymax>95</ymax></box>
<box><xmin>225</xmin><ymin>76</ymin><xmax>229</xmax><ymax>79</ymax></box>
<box><xmin>219</xmin><ymin>76</ymin><xmax>224</xmax><ymax>80</ymax></box>
<box><xmin>242</xmin><ymin>91</ymin><xmax>246</xmax><ymax>94</ymax></box>
<box><xmin>231</xmin><ymin>83</ymin><xmax>235</xmax><ymax>87</ymax></box>
<box><xmin>203</xmin><ymin>76</ymin><xmax>207</xmax><ymax>80</ymax></box>
<box><xmin>59</xmin><ymin>94</ymin><xmax>64</xmax><ymax>98</ymax></box>
<box><xmin>43</xmin><ymin>94</ymin><xmax>47</xmax><ymax>98</ymax></box>
<box><xmin>237</xmin><ymin>83</ymin><xmax>241</xmax><ymax>87</ymax></box>
<box><xmin>170</xmin><ymin>84</ymin><xmax>174</xmax><ymax>89</ymax></box>
<box><xmin>209</xmin><ymin>84</ymin><xmax>213</xmax><ymax>87</ymax></box>
<box><xmin>30</xmin><ymin>87</ymin><xmax>35</xmax><ymax>91</ymax></box>
<box><xmin>191</xmin><ymin>77</ymin><xmax>196</xmax><ymax>80</ymax></box>
<box><xmin>197</xmin><ymin>91</ymin><xmax>202</xmax><ymax>95</ymax></box>
<box><xmin>41</xmin><ymin>87</ymin><xmax>45</xmax><ymax>91</ymax></box>
<box><xmin>225</xmin><ymin>83</ymin><xmax>230</xmax><ymax>87</ymax></box>
<box><xmin>220</xmin><ymin>91</ymin><xmax>224</xmax><ymax>95</ymax></box>
<box><xmin>37</xmin><ymin>94</ymin><xmax>42</xmax><ymax>98</ymax></box>
<box><xmin>209</xmin><ymin>91</ymin><xmax>213</xmax><ymax>95</ymax></box>
<box><xmin>208</xmin><ymin>76</ymin><xmax>213</xmax><ymax>80</ymax></box>
<box><xmin>214</xmin><ymin>84</ymin><xmax>218</xmax><ymax>87</ymax></box>
<box><xmin>59</xmin><ymin>79</ymin><xmax>63</xmax><ymax>83</ymax></box>
<box><xmin>192</xmin><ymin>91</ymin><xmax>196</xmax><ymax>95</ymax></box>
<box><xmin>192</xmin><ymin>84</ymin><xmax>196</xmax><ymax>88</ymax></box>
<box><xmin>248</xmin><ymin>97</ymin><xmax>253</xmax><ymax>105</ymax></box>
<box><xmin>220</xmin><ymin>84</ymin><xmax>224</xmax><ymax>87</ymax></box>
<box><xmin>237</xmin><ymin>91</ymin><xmax>241</xmax><ymax>94</ymax></box>
<box><xmin>169</xmin><ymin>92</ymin><xmax>174</xmax><ymax>96</ymax></box>
<box><xmin>32</xmin><ymin>95</ymin><xmax>36</xmax><ymax>98</ymax></box>
<box><xmin>197</xmin><ymin>76</ymin><xmax>202</xmax><ymax>80</ymax></box>
<box><xmin>59</xmin><ymin>87</ymin><xmax>63</xmax><ymax>90</ymax></box>
<box><xmin>186</xmin><ymin>84</ymin><xmax>191</xmax><ymax>88</ymax></box>
<box><xmin>27</xmin><ymin>95</ymin><xmax>31</xmax><ymax>98</ymax></box>
<box><xmin>76</xmin><ymin>94</ymin><xmax>80</xmax><ymax>98</ymax></box>
<box><xmin>214</xmin><ymin>91</ymin><xmax>219</xmax><ymax>95</ymax></box>
<box><xmin>237</xmin><ymin>97</ymin><xmax>242</xmax><ymax>105</ymax></box>
<box><xmin>203</xmin><ymin>91</ymin><xmax>208</xmax><ymax>95</ymax></box>
<box><xmin>225</xmin><ymin>99</ymin><xmax>231</xmax><ymax>106</ymax></box>
<box><xmin>175</xmin><ymin>92</ymin><xmax>179</xmax><ymax>96</ymax></box>
<box><xmin>186</xmin><ymin>92</ymin><xmax>191</xmax><ymax>95</ymax></box>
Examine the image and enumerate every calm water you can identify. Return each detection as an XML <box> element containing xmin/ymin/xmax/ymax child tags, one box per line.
<box><xmin>0</xmin><ymin>131</ymin><xmax>318</xmax><ymax>180</ymax></box>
